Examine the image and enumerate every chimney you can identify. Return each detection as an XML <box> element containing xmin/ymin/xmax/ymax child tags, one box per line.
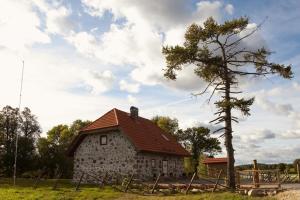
<box><xmin>130</xmin><ymin>106</ymin><xmax>139</xmax><ymax>119</ymax></box>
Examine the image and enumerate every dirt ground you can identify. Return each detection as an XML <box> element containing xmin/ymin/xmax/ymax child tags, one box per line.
<box><xmin>276</xmin><ymin>190</ymin><xmax>300</xmax><ymax>200</ymax></box>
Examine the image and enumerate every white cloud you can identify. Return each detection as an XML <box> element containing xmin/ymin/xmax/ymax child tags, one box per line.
<box><xmin>66</xmin><ymin>31</ymin><xmax>97</xmax><ymax>57</ymax></box>
<box><xmin>119</xmin><ymin>80</ymin><xmax>140</xmax><ymax>93</ymax></box>
<box><xmin>46</xmin><ymin>6</ymin><xmax>73</xmax><ymax>35</ymax></box>
<box><xmin>0</xmin><ymin>47</ymin><xmax>121</xmax><ymax>133</ymax></box>
<box><xmin>0</xmin><ymin>0</ymin><xmax>50</xmax><ymax>52</ymax></box>
<box><xmin>75</xmin><ymin>0</ymin><xmax>231</xmax><ymax>91</ymax></box>
<box><xmin>127</xmin><ymin>95</ymin><xmax>138</xmax><ymax>105</ymax></box>
<box><xmin>280</xmin><ymin>130</ymin><xmax>300</xmax><ymax>139</ymax></box>
<box><xmin>195</xmin><ymin>1</ymin><xmax>223</xmax><ymax>22</ymax></box>
<box><xmin>83</xmin><ymin>70</ymin><xmax>115</xmax><ymax>94</ymax></box>
<box><xmin>225</xmin><ymin>4</ymin><xmax>234</xmax><ymax>15</ymax></box>
<box><xmin>255</xmin><ymin>96</ymin><xmax>294</xmax><ymax>115</ymax></box>
<box><xmin>32</xmin><ymin>0</ymin><xmax>73</xmax><ymax>36</ymax></box>
<box><xmin>237</xmin><ymin>129</ymin><xmax>276</xmax><ymax>143</ymax></box>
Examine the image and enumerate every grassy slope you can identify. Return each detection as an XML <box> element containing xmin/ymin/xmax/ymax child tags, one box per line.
<box><xmin>0</xmin><ymin>179</ymin><xmax>275</xmax><ymax>200</ymax></box>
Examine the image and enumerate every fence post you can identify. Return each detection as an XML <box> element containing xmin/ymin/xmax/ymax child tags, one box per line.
<box><xmin>185</xmin><ymin>172</ymin><xmax>196</xmax><ymax>195</ymax></box>
<box><xmin>276</xmin><ymin>170</ymin><xmax>281</xmax><ymax>188</ymax></box>
<box><xmin>212</xmin><ymin>169</ymin><xmax>222</xmax><ymax>193</ymax></box>
<box><xmin>236</xmin><ymin>171</ymin><xmax>240</xmax><ymax>189</ymax></box>
<box><xmin>253</xmin><ymin>160</ymin><xmax>259</xmax><ymax>188</ymax></box>
<box><xmin>151</xmin><ymin>173</ymin><xmax>161</xmax><ymax>194</ymax></box>
<box><xmin>75</xmin><ymin>172</ymin><xmax>85</xmax><ymax>191</ymax></box>
<box><xmin>297</xmin><ymin>163</ymin><xmax>300</xmax><ymax>183</ymax></box>
<box><xmin>124</xmin><ymin>174</ymin><xmax>134</xmax><ymax>192</ymax></box>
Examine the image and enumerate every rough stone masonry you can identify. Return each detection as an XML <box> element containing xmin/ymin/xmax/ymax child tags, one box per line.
<box><xmin>73</xmin><ymin>130</ymin><xmax>185</xmax><ymax>183</ymax></box>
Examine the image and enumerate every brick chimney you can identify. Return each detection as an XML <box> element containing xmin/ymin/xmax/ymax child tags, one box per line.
<box><xmin>130</xmin><ymin>106</ymin><xmax>139</xmax><ymax>119</ymax></box>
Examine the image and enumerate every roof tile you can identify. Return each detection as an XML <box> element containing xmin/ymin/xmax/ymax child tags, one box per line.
<box><xmin>69</xmin><ymin>108</ymin><xmax>190</xmax><ymax>157</ymax></box>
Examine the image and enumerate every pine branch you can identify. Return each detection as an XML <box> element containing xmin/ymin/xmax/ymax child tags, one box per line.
<box><xmin>192</xmin><ymin>77</ymin><xmax>217</xmax><ymax>96</ymax></box>
<box><xmin>213</xmin><ymin>127</ymin><xmax>226</xmax><ymax>134</ymax></box>
<box><xmin>209</xmin><ymin>116</ymin><xmax>224</xmax><ymax>123</ymax></box>
<box><xmin>207</xmin><ymin>82</ymin><xmax>222</xmax><ymax>103</ymax></box>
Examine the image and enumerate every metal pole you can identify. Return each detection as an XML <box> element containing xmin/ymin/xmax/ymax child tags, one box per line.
<box><xmin>13</xmin><ymin>60</ymin><xmax>24</xmax><ymax>185</ymax></box>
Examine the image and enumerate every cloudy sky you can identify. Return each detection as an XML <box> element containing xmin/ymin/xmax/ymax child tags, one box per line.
<box><xmin>1</xmin><ymin>0</ymin><xmax>300</xmax><ymax>164</ymax></box>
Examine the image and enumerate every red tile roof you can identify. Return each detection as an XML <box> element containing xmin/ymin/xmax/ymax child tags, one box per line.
<box><xmin>68</xmin><ymin>108</ymin><xmax>190</xmax><ymax>157</ymax></box>
<box><xmin>202</xmin><ymin>157</ymin><xmax>228</xmax><ymax>164</ymax></box>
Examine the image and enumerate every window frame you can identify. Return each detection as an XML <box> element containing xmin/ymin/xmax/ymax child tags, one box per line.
<box><xmin>100</xmin><ymin>135</ymin><xmax>107</xmax><ymax>145</ymax></box>
<box><xmin>151</xmin><ymin>159</ymin><xmax>156</xmax><ymax>168</ymax></box>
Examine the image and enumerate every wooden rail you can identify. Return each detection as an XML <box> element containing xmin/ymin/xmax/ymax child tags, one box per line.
<box><xmin>151</xmin><ymin>173</ymin><xmax>161</xmax><ymax>194</ymax></box>
<box><xmin>185</xmin><ymin>172</ymin><xmax>196</xmax><ymax>195</ymax></box>
<box><xmin>124</xmin><ymin>174</ymin><xmax>134</xmax><ymax>192</ymax></box>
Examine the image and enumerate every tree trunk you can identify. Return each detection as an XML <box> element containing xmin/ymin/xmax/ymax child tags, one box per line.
<box><xmin>194</xmin><ymin>158</ymin><xmax>199</xmax><ymax>174</ymax></box>
<box><xmin>224</xmin><ymin>77</ymin><xmax>236</xmax><ymax>190</ymax></box>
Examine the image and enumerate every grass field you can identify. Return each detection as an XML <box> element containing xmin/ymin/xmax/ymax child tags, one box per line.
<box><xmin>0</xmin><ymin>178</ymin><xmax>275</xmax><ymax>200</ymax></box>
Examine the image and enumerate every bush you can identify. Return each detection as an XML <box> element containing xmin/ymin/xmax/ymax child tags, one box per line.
<box><xmin>21</xmin><ymin>171</ymin><xmax>40</xmax><ymax>179</ymax></box>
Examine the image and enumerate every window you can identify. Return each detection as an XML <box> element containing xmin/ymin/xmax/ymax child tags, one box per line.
<box><xmin>162</xmin><ymin>160</ymin><xmax>168</xmax><ymax>175</ymax></box>
<box><xmin>100</xmin><ymin>135</ymin><xmax>107</xmax><ymax>145</ymax></box>
<box><xmin>151</xmin><ymin>159</ymin><xmax>156</xmax><ymax>168</ymax></box>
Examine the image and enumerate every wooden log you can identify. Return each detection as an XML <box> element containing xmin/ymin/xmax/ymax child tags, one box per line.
<box><xmin>185</xmin><ymin>172</ymin><xmax>196</xmax><ymax>195</ymax></box>
<box><xmin>151</xmin><ymin>173</ymin><xmax>161</xmax><ymax>194</ymax></box>
<box><xmin>212</xmin><ymin>169</ymin><xmax>222</xmax><ymax>193</ymax></box>
<box><xmin>199</xmin><ymin>176</ymin><xmax>229</xmax><ymax>189</ymax></box>
<box><xmin>124</xmin><ymin>174</ymin><xmax>134</xmax><ymax>192</ymax></box>
<box><xmin>253</xmin><ymin>160</ymin><xmax>260</xmax><ymax>188</ymax></box>
<box><xmin>75</xmin><ymin>172</ymin><xmax>85</xmax><ymax>191</ymax></box>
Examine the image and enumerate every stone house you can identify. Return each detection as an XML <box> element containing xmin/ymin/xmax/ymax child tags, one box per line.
<box><xmin>68</xmin><ymin>107</ymin><xmax>190</xmax><ymax>182</ymax></box>
<box><xmin>202</xmin><ymin>157</ymin><xmax>228</xmax><ymax>178</ymax></box>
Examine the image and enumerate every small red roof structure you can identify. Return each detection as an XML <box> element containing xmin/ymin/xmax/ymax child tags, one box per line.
<box><xmin>202</xmin><ymin>157</ymin><xmax>228</xmax><ymax>164</ymax></box>
<box><xmin>68</xmin><ymin>108</ymin><xmax>190</xmax><ymax>157</ymax></box>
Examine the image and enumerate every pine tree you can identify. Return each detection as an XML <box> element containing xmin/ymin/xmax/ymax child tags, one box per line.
<box><xmin>162</xmin><ymin>17</ymin><xmax>293</xmax><ymax>189</ymax></box>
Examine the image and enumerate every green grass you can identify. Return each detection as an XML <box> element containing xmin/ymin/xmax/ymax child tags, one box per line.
<box><xmin>0</xmin><ymin>178</ymin><xmax>275</xmax><ymax>200</ymax></box>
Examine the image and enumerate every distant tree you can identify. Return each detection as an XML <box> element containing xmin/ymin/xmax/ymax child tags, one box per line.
<box><xmin>0</xmin><ymin>106</ymin><xmax>41</xmax><ymax>176</ymax></box>
<box><xmin>293</xmin><ymin>159</ymin><xmax>300</xmax><ymax>171</ymax></box>
<box><xmin>151</xmin><ymin>116</ymin><xmax>180</xmax><ymax>137</ymax></box>
<box><xmin>179</xmin><ymin>127</ymin><xmax>221</xmax><ymax>173</ymax></box>
<box><xmin>162</xmin><ymin>17</ymin><xmax>293</xmax><ymax>188</ymax></box>
<box><xmin>37</xmin><ymin>119</ymin><xmax>91</xmax><ymax>178</ymax></box>
<box><xmin>278</xmin><ymin>163</ymin><xmax>286</xmax><ymax>172</ymax></box>
<box><xmin>198</xmin><ymin>154</ymin><xmax>208</xmax><ymax>176</ymax></box>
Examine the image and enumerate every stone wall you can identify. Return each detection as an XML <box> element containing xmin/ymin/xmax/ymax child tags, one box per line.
<box><xmin>73</xmin><ymin>131</ymin><xmax>136</xmax><ymax>183</ymax></box>
<box><xmin>73</xmin><ymin>130</ymin><xmax>186</xmax><ymax>183</ymax></box>
<box><xmin>134</xmin><ymin>152</ymin><xmax>185</xmax><ymax>180</ymax></box>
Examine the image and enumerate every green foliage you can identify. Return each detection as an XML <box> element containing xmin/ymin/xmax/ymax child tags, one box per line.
<box><xmin>293</xmin><ymin>158</ymin><xmax>300</xmax><ymax>169</ymax></box>
<box><xmin>180</xmin><ymin>127</ymin><xmax>221</xmax><ymax>173</ymax></box>
<box><xmin>162</xmin><ymin>16</ymin><xmax>293</xmax><ymax>188</ymax></box>
<box><xmin>163</xmin><ymin>17</ymin><xmax>292</xmax><ymax>119</ymax></box>
<box><xmin>37</xmin><ymin>119</ymin><xmax>91</xmax><ymax>178</ymax></box>
<box><xmin>0</xmin><ymin>106</ymin><xmax>41</xmax><ymax>177</ymax></box>
<box><xmin>198</xmin><ymin>154</ymin><xmax>208</xmax><ymax>176</ymax></box>
<box><xmin>183</xmin><ymin>157</ymin><xmax>194</xmax><ymax>174</ymax></box>
<box><xmin>151</xmin><ymin>116</ymin><xmax>179</xmax><ymax>136</ymax></box>
<box><xmin>236</xmin><ymin>162</ymin><xmax>296</xmax><ymax>173</ymax></box>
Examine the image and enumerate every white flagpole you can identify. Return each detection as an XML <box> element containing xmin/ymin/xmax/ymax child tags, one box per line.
<box><xmin>13</xmin><ymin>60</ymin><xmax>24</xmax><ymax>185</ymax></box>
